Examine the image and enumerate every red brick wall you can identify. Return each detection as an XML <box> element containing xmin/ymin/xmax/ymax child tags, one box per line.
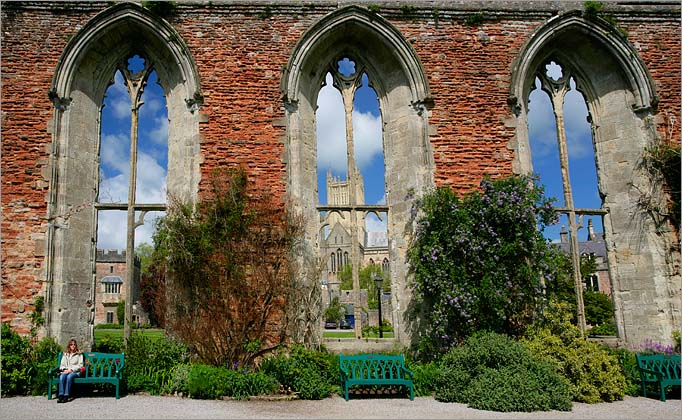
<box><xmin>1</xmin><ymin>4</ymin><xmax>103</xmax><ymax>331</ymax></box>
<box><xmin>2</xmin><ymin>2</ymin><xmax>679</xmax><ymax>334</ymax></box>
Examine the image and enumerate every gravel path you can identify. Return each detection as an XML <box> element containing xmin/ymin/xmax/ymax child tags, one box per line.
<box><xmin>1</xmin><ymin>395</ymin><xmax>680</xmax><ymax>420</ymax></box>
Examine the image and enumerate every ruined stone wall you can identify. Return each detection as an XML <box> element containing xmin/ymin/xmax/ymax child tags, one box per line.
<box><xmin>2</xmin><ymin>1</ymin><xmax>679</xmax><ymax>347</ymax></box>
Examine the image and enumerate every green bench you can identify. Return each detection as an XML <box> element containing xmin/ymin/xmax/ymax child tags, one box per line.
<box><xmin>339</xmin><ymin>354</ymin><xmax>414</xmax><ymax>401</ymax></box>
<box><xmin>48</xmin><ymin>351</ymin><xmax>125</xmax><ymax>400</ymax></box>
<box><xmin>635</xmin><ymin>353</ymin><xmax>681</xmax><ymax>402</ymax></box>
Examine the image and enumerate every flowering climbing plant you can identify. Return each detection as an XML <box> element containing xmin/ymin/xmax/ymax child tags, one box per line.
<box><xmin>408</xmin><ymin>175</ymin><xmax>565</xmax><ymax>355</ymax></box>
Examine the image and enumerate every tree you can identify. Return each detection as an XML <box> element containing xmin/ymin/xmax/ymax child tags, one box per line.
<box><xmin>116</xmin><ymin>300</ymin><xmax>125</xmax><ymax>325</ymax></box>
<box><xmin>324</xmin><ymin>297</ymin><xmax>343</xmax><ymax>323</ymax></box>
<box><xmin>151</xmin><ymin>168</ymin><xmax>304</xmax><ymax>367</ymax></box>
<box><xmin>583</xmin><ymin>290</ymin><xmax>614</xmax><ymax>326</ymax></box>
<box><xmin>339</xmin><ymin>264</ymin><xmax>391</xmax><ymax>309</ymax></box>
<box><xmin>408</xmin><ymin>175</ymin><xmax>564</xmax><ymax>355</ymax></box>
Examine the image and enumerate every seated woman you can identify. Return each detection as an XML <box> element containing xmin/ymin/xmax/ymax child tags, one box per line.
<box><xmin>57</xmin><ymin>338</ymin><xmax>83</xmax><ymax>403</ymax></box>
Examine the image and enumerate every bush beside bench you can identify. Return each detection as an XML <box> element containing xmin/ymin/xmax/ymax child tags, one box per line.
<box><xmin>339</xmin><ymin>354</ymin><xmax>414</xmax><ymax>401</ymax></box>
<box><xmin>47</xmin><ymin>352</ymin><xmax>125</xmax><ymax>400</ymax></box>
<box><xmin>635</xmin><ymin>353</ymin><xmax>681</xmax><ymax>402</ymax></box>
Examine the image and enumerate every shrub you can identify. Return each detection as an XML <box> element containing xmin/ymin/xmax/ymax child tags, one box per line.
<box><xmin>434</xmin><ymin>332</ymin><xmax>571</xmax><ymax>412</ymax></box>
<box><xmin>588</xmin><ymin>322</ymin><xmax>616</xmax><ymax>336</ymax></box>
<box><xmin>259</xmin><ymin>345</ymin><xmax>338</xmax><ymax>399</ymax></box>
<box><xmin>94</xmin><ymin>323</ymin><xmax>124</xmax><ymax>329</ymax></box>
<box><xmin>407</xmin><ymin>176</ymin><xmax>562</xmax><ymax>355</ymax></box>
<box><xmin>607</xmin><ymin>347</ymin><xmax>640</xmax><ymax>396</ymax></box>
<box><xmin>464</xmin><ymin>364</ymin><xmax>571</xmax><ymax>412</ymax></box>
<box><xmin>583</xmin><ymin>290</ymin><xmax>614</xmax><ymax>326</ymax></box>
<box><xmin>1</xmin><ymin>323</ymin><xmax>33</xmax><ymax>396</ymax></box>
<box><xmin>165</xmin><ymin>363</ymin><xmax>192</xmax><ymax>395</ymax></box>
<box><xmin>123</xmin><ymin>333</ymin><xmax>188</xmax><ymax>394</ymax></box>
<box><xmin>187</xmin><ymin>364</ymin><xmax>277</xmax><ymax>400</ymax></box>
<box><xmin>92</xmin><ymin>335</ymin><xmax>124</xmax><ymax>353</ymax></box>
<box><xmin>407</xmin><ymin>360</ymin><xmax>440</xmax><ymax>397</ymax></box>
<box><xmin>29</xmin><ymin>336</ymin><xmax>62</xmax><ymax>396</ymax></box>
<box><xmin>188</xmin><ymin>364</ymin><xmax>232</xmax><ymax>399</ymax></box>
<box><xmin>524</xmin><ymin>300</ymin><xmax>626</xmax><ymax>403</ymax></box>
<box><xmin>153</xmin><ymin>168</ymin><xmax>304</xmax><ymax>367</ymax></box>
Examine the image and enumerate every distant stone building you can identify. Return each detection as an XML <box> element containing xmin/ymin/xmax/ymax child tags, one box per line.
<box><xmin>94</xmin><ymin>249</ymin><xmax>148</xmax><ymax>326</ymax></box>
<box><xmin>320</xmin><ymin>171</ymin><xmax>390</xmax><ymax>294</ymax></box>
<box><xmin>559</xmin><ymin>220</ymin><xmax>612</xmax><ymax>296</ymax></box>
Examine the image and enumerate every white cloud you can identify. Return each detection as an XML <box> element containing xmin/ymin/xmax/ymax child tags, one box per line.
<box><xmin>135</xmin><ymin>151</ymin><xmax>167</xmax><ymax>204</ymax></box>
<box><xmin>97</xmin><ymin>211</ymin><xmax>127</xmax><ymax>250</ymax></box>
<box><xmin>101</xmin><ymin>133</ymin><xmax>130</xmax><ymax>174</ymax></box>
<box><xmin>528</xmin><ymin>77</ymin><xmax>593</xmax><ymax>160</ymax></box>
<box><xmin>106</xmin><ymin>72</ymin><xmax>131</xmax><ymax>120</ymax></box>
<box><xmin>316</xmin><ymin>76</ymin><xmax>348</xmax><ymax>174</ymax></box>
<box><xmin>97</xmin><ymin>210</ymin><xmax>163</xmax><ymax>250</ymax></box>
<box><xmin>316</xmin><ymin>73</ymin><xmax>383</xmax><ymax>176</ymax></box>
<box><xmin>352</xmin><ymin>110</ymin><xmax>383</xmax><ymax>172</ymax></box>
<box><xmin>365</xmin><ymin>212</ymin><xmax>387</xmax><ymax>233</ymax></box>
<box><xmin>148</xmin><ymin>115</ymin><xmax>169</xmax><ymax>145</ymax></box>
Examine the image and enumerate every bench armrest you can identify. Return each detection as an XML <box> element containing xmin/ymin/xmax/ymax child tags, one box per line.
<box><xmin>48</xmin><ymin>367</ymin><xmax>61</xmax><ymax>376</ymax></box>
<box><xmin>401</xmin><ymin>366</ymin><xmax>415</xmax><ymax>380</ymax></box>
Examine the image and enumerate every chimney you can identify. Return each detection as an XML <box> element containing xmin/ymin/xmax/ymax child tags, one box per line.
<box><xmin>560</xmin><ymin>225</ymin><xmax>568</xmax><ymax>244</ymax></box>
<box><xmin>587</xmin><ymin>219</ymin><xmax>595</xmax><ymax>241</ymax></box>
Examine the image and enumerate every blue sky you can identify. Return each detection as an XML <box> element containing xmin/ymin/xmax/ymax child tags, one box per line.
<box><xmin>97</xmin><ymin>58</ymin><xmax>168</xmax><ymax>250</ymax></box>
<box><xmin>316</xmin><ymin>60</ymin><xmax>387</xmax><ymax>234</ymax></box>
<box><xmin>97</xmin><ymin>57</ymin><xmax>602</xmax><ymax>249</ymax></box>
<box><xmin>527</xmin><ymin>62</ymin><xmax>603</xmax><ymax>242</ymax></box>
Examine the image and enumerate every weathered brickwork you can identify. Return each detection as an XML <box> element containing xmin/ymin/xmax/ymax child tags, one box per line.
<box><xmin>1</xmin><ymin>1</ymin><xmax>679</xmax><ymax>347</ymax></box>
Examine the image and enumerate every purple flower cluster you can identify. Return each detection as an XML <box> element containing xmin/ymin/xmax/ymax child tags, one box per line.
<box><xmin>640</xmin><ymin>338</ymin><xmax>679</xmax><ymax>355</ymax></box>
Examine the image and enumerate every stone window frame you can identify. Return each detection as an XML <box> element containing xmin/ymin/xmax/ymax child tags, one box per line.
<box><xmin>281</xmin><ymin>5</ymin><xmax>433</xmax><ymax>343</ymax></box>
<box><xmin>46</xmin><ymin>3</ymin><xmax>202</xmax><ymax>348</ymax></box>
<box><xmin>509</xmin><ymin>11</ymin><xmax>669</xmax><ymax>344</ymax></box>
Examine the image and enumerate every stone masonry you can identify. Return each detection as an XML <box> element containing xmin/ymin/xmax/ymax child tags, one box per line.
<box><xmin>1</xmin><ymin>1</ymin><xmax>679</xmax><ymax>350</ymax></box>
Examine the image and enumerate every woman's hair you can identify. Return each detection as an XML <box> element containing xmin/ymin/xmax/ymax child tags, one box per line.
<box><xmin>66</xmin><ymin>338</ymin><xmax>79</xmax><ymax>354</ymax></box>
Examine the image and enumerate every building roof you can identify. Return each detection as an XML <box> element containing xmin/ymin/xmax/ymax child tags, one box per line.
<box><xmin>101</xmin><ymin>276</ymin><xmax>123</xmax><ymax>283</ymax></box>
<box><xmin>559</xmin><ymin>232</ymin><xmax>606</xmax><ymax>258</ymax></box>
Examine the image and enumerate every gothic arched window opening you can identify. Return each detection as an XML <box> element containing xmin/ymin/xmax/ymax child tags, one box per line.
<box><xmin>527</xmin><ymin>60</ymin><xmax>612</xmax><ymax>333</ymax></box>
<box><xmin>317</xmin><ymin>57</ymin><xmax>390</xmax><ymax>338</ymax></box>
<box><xmin>96</xmin><ymin>54</ymin><xmax>168</xmax><ymax>339</ymax></box>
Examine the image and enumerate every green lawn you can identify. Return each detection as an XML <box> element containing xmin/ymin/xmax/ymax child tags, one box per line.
<box><xmin>323</xmin><ymin>330</ymin><xmax>395</xmax><ymax>339</ymax></box>
<box><xmin>94</xmin><ymin>328</ymin><xmax>165</xmax><ymax>341</ymax></box>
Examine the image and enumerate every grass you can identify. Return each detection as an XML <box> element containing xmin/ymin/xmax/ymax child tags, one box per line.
<box><xmin>323</xmin><ymin>331</ymin><xmax>395</xmax><ymax>339</ymax></box>
<box><xmin>94</xmin><ymin>328</ymin><xmax>165</xmax><ymax>341</ymax></box>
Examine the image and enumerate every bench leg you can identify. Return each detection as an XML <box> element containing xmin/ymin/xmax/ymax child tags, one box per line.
<box><xmin>344</xmin><ymin>384</ymin><xmax>349</xmax><ymax>401</ymax></box>
<box><xmin>47</xmin><ymin>381</ymin><xmax>52</xmax><ymax>400</ymax></box>
<box><xmin>659</xmin><ymin>382</ymin><xmax>666</xmax><ymax>402</ymax></box>
<box><xmin>409</xmin><ymin>385</ymin><xmax>414</xmax><ymax>401</ymax></box>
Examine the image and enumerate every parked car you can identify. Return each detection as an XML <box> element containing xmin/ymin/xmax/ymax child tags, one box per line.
<box><xmin>324</xmin><ymin>320</ymin><xmax>338</xmax><ymax>329</ymax></box>
<box><xmin>339</xmin><ymin>318</ymin><xmax>352</xmax><ymax>329</ymax></box>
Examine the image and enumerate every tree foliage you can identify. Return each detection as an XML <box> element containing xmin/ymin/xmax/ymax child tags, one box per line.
<box><xmin>151</xmin><ymin>168</ymin><xmax>303</xmax><ymax>367</ymax></box>
<box><xmin>339</xmin><ymin>264</ymin><xmax>391</xmax><ymax>309</ymax></box>
<box><xmin>407</xmin><ymin>175</ymin><xmax>564</xmax><ymax>355</ymax></box>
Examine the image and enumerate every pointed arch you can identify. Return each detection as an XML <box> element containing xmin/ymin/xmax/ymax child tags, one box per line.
<box><xmin>45</xmin><ymin>3</ymin><xmax>203</xmax><ymax>347</ymax></box>
<box><xmin>281</xmin><ymin>5</ymin><xmax>433</xmax><ymax>346</ymax></box>
<box><xmin>508</xmin><ymin>11</ymin><xmax>676</xmax><ymax>347</ymax></box>
<box><xmin>509</xmin><ymin>11</ymin><xmax>657</xmax><ymax>117</ymax></box>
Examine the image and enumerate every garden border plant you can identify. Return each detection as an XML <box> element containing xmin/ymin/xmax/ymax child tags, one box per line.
<box><xmin>407</xmin><ymin>175</ymin><xmax>565</xmax><ymax>356</ymax></box>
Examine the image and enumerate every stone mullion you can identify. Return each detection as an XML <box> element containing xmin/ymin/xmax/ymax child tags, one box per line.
<box><xmin>340</xmin><ymin>76</ymin><xmax>364</xmax><ymax>339</ymax></box>
<box><xmin>540</xmin><ymin>71</ymin><xmax>587</xmax><ymax>334</ymax></box>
